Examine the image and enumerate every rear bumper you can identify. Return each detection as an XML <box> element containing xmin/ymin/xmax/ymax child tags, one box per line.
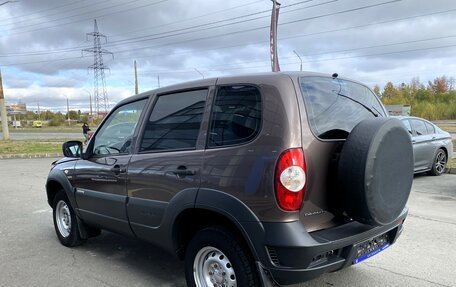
<box><xmin>256</xmin><ymin>209</ymin><xmax>407</xmax><ymax>286</ymax></box>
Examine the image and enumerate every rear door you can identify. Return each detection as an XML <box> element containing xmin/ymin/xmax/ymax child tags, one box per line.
<box><xmin>410</xmin><ymin>119</ymin><xmax>434</xmax><ymax>171</ymax></box>
<box><xmin>72</xmin><ymin>98</ymin><xmax>148</xmax><ymax>235</ymax></box>
<box><xmin>126</xmin><ymin>88</ymin><xmax>211</xmax><ymax>242</ymax></box>
<box><xmin>401</xmin><ymin>119</ymin><xmax>416</xmax><ymax>170</ymax></box>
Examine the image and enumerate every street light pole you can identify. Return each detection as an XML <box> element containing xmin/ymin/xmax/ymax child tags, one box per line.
<box><xmin>83</xmin><ymin>89</ymin><xmax>93</xmax><ymax>123</ymax></box>
<box><xmin>270</xmin><ymin>0</ymin><xmax>281</xmax><ymax>72</ymax></box>
<box><xmin>293</xmin><ymin>50</ymin><xmax>303</xmax><ymax>72</ymax></box>
<box><xmin>194</xmin><ymin>68</ymin><xmax>204</xmax><ymax>79</ymax></box>
<box><xmin>134</xmin><ymin>60</ymin><xmax>139</xmax><ymax>95</ymax></box>
<box><xmin>0</xmin><ymin>69</ymin><xmax>10</xmax><ymax>140</ymax></box>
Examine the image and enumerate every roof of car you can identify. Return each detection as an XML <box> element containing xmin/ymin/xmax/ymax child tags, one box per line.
<box><xmin>391</xmin><ymin>116</ymin><xmax>436</xmax><ymax>125</ymax></box>
<box><xmin>117</xmin><ymin>71</ymin><xmax>368</xmax><ymax>107</ymax></box>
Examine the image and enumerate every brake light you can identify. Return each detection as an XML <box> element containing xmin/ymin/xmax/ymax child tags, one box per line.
<box><xmin>274</xmin><ymin>148</ymin><xmax>306</xmax><ymax>211</ymax></box>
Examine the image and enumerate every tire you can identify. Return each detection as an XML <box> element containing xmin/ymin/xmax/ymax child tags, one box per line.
<box><xmin>185</xmin><ymin>226</ymin><xmax>260</xmax><ymax>287</ymax></box>
<box><xmin>52</xmin><ymin>190</ymin><xmax>85</xmax><ymax>247</ymax></box>
<box><xmin>337</xmin><ymin>117</ymin><xmax>414</xmax><ymax>226</ymax></box>
<box><xmin>428</xmin><ymin>149</ymin><xmax>447</xmax><ymax>176</ymax></box>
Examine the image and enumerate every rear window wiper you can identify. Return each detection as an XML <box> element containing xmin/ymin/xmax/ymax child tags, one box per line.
<box><xmin>337</xmin><ymin>93</ymin><xmax>379</xmax><ymax>117</ymax></box>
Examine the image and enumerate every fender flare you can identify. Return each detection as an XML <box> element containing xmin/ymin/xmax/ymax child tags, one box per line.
<box><xmin>188</xmin><ymin>188</ymin><xmax>268</xmax><ymax>264</ymax></box>
<box><xmin>46</xmin><ymin>168</ymin><xmax>78</xmax><ymax>211</ymax></box>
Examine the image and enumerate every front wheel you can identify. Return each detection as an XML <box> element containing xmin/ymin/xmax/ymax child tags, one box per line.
<box><xmin>52</xmin><ymin>191</ymin><xmax>85</xmax><ymax>247</ymax></box>
<box><xmin>185</xmin><ymin>226</ymin><xmax>260</xmax><ymax>287</ymax></box>
<box><xmin>428</xmin><ymin>149</ymin><xmax>447</xmax><ymax>176</ymax></box>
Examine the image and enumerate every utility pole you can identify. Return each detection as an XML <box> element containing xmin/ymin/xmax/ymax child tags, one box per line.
<box><xmin>157</xmin><ymin>75</ymin><xmax>160</xmax><ymax>88</ymax></box>
<box><xmin>66</xmin><ymin>96</ymin><xmax>70</xmax><ymax>126</ymax></box>
<box><xmin>89</xmin><ymin>93</ymin><xmax>92</xmax><ymax>121</ymax></box>
<box><xmin>293</xmin><ymin>50</ymin><xmax>303</xmax><ymax>71</ymax></box>
<box><xmin>134</xmin><ymin>60</ymin><xmax>139</xmax><ymax>95</ymax></box>
<box><xmin>82</xmin><ymin>19</ymin><xmax>113</xmax><ymax>115</ymax></box>
<box><xmin>0</xmin><ymin>69</ymin><xmax>9</xmax><ymax>140</ymax></box>
<box><xmin>270</xmin><ymin>0</ymin><xmax>281</xmax><ymax>72</ymax></box>
<box><xmin>37</xmin><ymin>101</ymin><xmax>41</xmax><ymax>120</ymax></box>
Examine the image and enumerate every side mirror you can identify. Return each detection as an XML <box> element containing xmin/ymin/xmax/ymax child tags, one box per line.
<box><xmin>62</xmin><ymin>141</ymin><xmax>83</xmax><ymax>158</ymax></box>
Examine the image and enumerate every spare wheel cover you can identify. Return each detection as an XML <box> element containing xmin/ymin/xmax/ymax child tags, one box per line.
<box><xmin>337</xmin><ymin>117</ymin><xmax>413</xmax><ymax>226</ymax></box>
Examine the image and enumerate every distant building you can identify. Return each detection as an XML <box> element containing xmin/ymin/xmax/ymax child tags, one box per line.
<box><xmin>6</xmin><ymin>103</ymin><xmax>27</xmax><ymax>115</ymax></box>
<box><xmin>386</xmin><ymin>105</ymin><xmax>411</xmax><ymax>116</ymax></box>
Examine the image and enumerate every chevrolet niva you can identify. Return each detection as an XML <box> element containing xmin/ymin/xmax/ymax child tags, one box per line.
<box><xmin>47</xmin><ymin>72</ymin><xmax>414</xmax><ymax>286</ymax></box>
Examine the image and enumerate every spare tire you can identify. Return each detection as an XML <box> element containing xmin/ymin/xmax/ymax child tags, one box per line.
<box><xmin>337</xmin><ymin>117</ymin><xmax>413</xmax><ymax>226</ymax></box>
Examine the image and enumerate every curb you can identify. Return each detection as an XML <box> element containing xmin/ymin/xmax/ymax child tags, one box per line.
<box><xmin>0</xmin><ymin>153</ymin><xmax>62</xmax><ymax>160</ymax></box>
<box><xmin>446</xmin><ymin>168</ymin><xmax>456</xmax><ymax>175</ymax></box>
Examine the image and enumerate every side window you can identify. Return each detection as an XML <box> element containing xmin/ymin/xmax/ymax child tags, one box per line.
<box><xmin>402</xmin><ymin>120</ymin><xmax>413</xmax><ymax>135</ymax></box>
<box><xmin>411</xmin><ymin>119</ymin><xmax>427</xmax><ymax>136</ymax></box>
<box><xmin>139</xmin><ymin>89</ymin><xmax>207</xmax><ymax>152</ymax></box>
<box><xmin>93</xmin><ymin>99</ymin><xmax>147</xmax><ymax>156</ymax></box>
<box><xmin>425</xmin><ymin>122</ymin><xmax>435</xmax><ymax>134</ymax></box>
<box><xmin>208</xmin><ymin>85</ymin><xmax>262</xmax><ymax>147</ymax></box>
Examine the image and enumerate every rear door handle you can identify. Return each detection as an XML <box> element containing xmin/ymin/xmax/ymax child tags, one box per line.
<box><xmin>172</xmin><ymin>166</ymin><xmax>195</xmax><ymax>176</ymax></box>
<box><xmin>173</xmin><ymin>169</ymin><xmax>195</xmax><ymax>176</ymax></box>
<box><xmin>111</xmin><ymin>165</ymin><xmax>126</xmax><ymax>175</ymax></box>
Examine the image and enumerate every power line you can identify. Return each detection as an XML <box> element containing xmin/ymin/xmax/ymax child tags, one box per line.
<box><xmin>1</xmin><ymin>0</ymin><xmax>143</xmax><ymax>31</ymax></box>
<box><xmin>1</xmin><ymin>2</ymin><xmax>453</xmax><ymax>67</ymax></box>
<box><xmin>0</xmin><ymin>0</ymin><xmax>111</xmax><ymax>26</ymax></box>
<box><xmin>100</xmin><ymin>0</ymin><xmax>338</xmax><ymax>48</ymax></box>
<box><xmin>0</xmin><ymin>0</ymin><xmax>170</xmax><ymax>36</ymax></box>
<box><xmin>0</xmin><ymin>0</ymin><xmax>84</xmax><ymax>22</ymax></box>
<box><xmin>203</xmin><ymin>34</ymin><xmax>456</xmax><ymax>69</ymax></box>
<box><xmin>105</xmin><ymin>0</ymin><xmax>403</xmax><ymax>55</ymax></box>
<box><xmin>0</xmin><ymin>0</ymin><xmax>402</xmax><ymax>58</ymax></box>
<box><xmin>0</xmin><ymin>0</ymin><xmax>317</xmax><ymax>54</ymax></box>
<box><xmin>209</xmin><ymin>43</ymin><xmax>456</xmax><ymax>72</ymax></box>
<box><xmin>107</xmin><ymin>0</ymin><xmax>264</xmax><ymax>40</ymax></box>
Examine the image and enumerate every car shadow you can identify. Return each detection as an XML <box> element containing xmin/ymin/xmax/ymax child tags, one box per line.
<box><xmin>77</xmin><ymin>231</ymin><xmax>186</xmax><ymax>286</ymax></box>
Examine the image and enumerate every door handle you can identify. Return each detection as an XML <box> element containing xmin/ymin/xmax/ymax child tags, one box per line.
<box><xmin>173</xmin><ymin>170</ymin><xmax>195</xmax><ymax>176</ymax></box>
<box><xmin>111</xmin><ymin>165</ymin><xmax>126</xmax><ymax>175</ymax></box>
<box><xmin>172</xmin><ymin>166</ymin><xmax>196</xmax><ymax>177</ymax></box>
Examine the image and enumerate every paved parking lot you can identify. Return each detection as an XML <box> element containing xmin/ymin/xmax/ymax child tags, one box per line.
<box><xmin>0</xmin><ymin>158</ymin><xmax>455</xmax><ymax>287</ymax></box>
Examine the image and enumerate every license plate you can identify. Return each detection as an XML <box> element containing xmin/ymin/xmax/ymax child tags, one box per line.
<box><xmin>353</xmin><ymin>233</ymin><xmax>390</xmax><ymax>264</ymax></box>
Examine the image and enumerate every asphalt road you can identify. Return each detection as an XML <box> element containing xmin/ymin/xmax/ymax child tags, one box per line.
<box><xmin>0</xmin><ymin>158</ymin><xmax>455</xmax><ymax>287</ymax></box>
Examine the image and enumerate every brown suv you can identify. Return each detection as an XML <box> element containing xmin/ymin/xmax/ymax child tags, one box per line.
<box><xmin>47</xmin><ymin>72</ymin><xmax>414</xmax><ymax>286</ymax></box>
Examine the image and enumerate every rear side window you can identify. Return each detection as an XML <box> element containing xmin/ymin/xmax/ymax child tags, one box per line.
<box><xmin>300</xmin><ymin>77</ymin><xmax>386</xmax><ymax>140</ymax></box>
<box><xmin>207</xmin><ymin>85</ymin><xmax>261</xmax><ymax>147</ymax></box>
<box><xmin>402</xmin><ymin>120</ymin><xmax>413</xmax><ymax>135</ymax></box>
<box><xmin>139</xmin><ymin>89</ymin><xmax>207</xmax><ymax>152</ymax></box>
<box><xmin>411</xmin><ymin>119</ymin><xmax>427</xmax><ymax>136</ymax></box>
<box><xmin>425</xmin><ymin>122</ymin><xmax>435</xmax><ymax>134</ymax></box>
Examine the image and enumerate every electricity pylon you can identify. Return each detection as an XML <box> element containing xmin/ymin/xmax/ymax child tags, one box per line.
<box><xmin>82</xmin><ymin>19</ymin><xmax>113</xmax><ymax>114</ymax></box>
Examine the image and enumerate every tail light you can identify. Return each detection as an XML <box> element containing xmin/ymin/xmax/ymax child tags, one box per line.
<box><xmin>274</xmin><ymin>148</ymin><xmax>306</xmax><ymax>211</ymax></box>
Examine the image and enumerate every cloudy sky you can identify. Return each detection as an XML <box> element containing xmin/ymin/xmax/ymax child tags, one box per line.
<box><xmin>1</xmin><ymin>0</ymin><xmax>455</xmax><ymax>112</ymax></box>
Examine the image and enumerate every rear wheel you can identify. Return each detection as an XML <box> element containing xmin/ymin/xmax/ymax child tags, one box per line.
<box><xmin>185</xmin><ymin>226</ymin><xmax>260</xmax><ymax>287</ymax></box>
<box><xmin>429</xmin><ymin>149</ymin><xmax>447</xmax><ymax>176</ymax></box>
<box><xmin>52</xmin><ymin>191</ymin><xmax>85</xmax><ymax>247</ymax></box>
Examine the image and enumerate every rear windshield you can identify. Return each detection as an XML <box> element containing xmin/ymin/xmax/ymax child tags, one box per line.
<box><xmin>299</xmin><ymin>76</ymin><xmax>386</xmax><ymax>140</ymax></box>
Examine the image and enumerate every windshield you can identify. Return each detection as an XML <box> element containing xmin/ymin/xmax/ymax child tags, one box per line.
<box><xmin>300</xmin><ymin>76</ymin><xmax>386</xmax><ymax>140</ymax></box>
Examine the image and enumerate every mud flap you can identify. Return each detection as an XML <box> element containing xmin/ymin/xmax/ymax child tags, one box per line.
<box><xmin>256</xmin><ymin>262</ymin><xmax>280</xmax><ymax>287</ymax></box>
